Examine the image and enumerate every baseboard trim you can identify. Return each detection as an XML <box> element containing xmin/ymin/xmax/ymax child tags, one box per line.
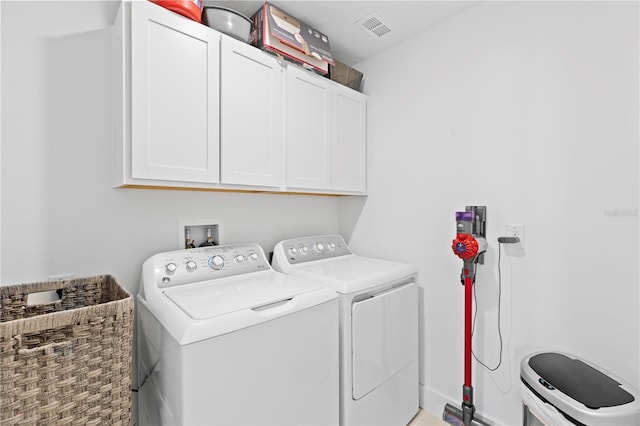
<box><xmin>420</xmin><ymin>384</ymin><xmax>452</xmax><ymax>418</ymax></box>
<box><xmin>420</xmin><ymin>384</ymin><xmax>496</xmax><ymax>425</ymax></box>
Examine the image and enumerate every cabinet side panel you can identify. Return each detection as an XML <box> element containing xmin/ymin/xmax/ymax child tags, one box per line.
<box><xmin>112</xmin><ymin>1</ymin><xmax>128</xmax><ymax>187</ymax></box>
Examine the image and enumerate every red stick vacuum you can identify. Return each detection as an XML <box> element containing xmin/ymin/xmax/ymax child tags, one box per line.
<box><xmin>443</xmin><ymin>208</ymin><xmax>490</xmax><ymax>426</ymax></box>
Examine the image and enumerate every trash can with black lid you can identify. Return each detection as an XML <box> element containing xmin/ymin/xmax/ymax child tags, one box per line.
<box><xmin>520</xmin><ymin>351</ymin><xmax>639</xmax><ymax>426</ymax></box>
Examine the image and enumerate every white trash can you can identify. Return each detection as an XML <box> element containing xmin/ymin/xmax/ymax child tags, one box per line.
<box><xmin>520</xmin><ymin>352</ymin><xmax>639</xmax><ymax>426</ymax></box>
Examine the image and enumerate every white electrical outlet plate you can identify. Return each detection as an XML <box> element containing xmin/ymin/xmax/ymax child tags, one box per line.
<box><xmin>506</xmin><ymin>224</ymin><xmax>525</xmax><ymax>249</ymax></box>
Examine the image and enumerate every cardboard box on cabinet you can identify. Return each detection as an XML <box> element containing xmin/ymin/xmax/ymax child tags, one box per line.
<box><xmin>252</xmin><ymin>2</ymin><xmax>334</xmax><ymax>74</ymax></box>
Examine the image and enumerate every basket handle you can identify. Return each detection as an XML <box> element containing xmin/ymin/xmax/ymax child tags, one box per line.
<box><xmin>14</xmin><ymin>335</ymin><xmax>74</xmax><ymax>355</ymax></box>
<box><xmin>1</xmin><ymin>276</ymin><xmax>108</xmax><ymax>311</ymax></box>
<box><xmin>25</xmin><ymin>289</ymin><xmax>63</xmax><ymax>306</ymax></box>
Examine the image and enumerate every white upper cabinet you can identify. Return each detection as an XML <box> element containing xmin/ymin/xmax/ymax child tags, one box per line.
<box><xmin>220</xmin><ymin>36</ymin><xmax>284</xmax><ymax>188</ymax></box>
<box><xmin>332</xmin><ymin>86</ymin><xmax>367</xmax><ymax>193</ymax></box>
<box><xmin>285</xmin><ymin>66</ymin><xmax>367</xmax><ymax>194</ymax></box>
<box><xmin>112</xmin><ymin>1</ymin><xmax>366</xmax><ymax>194</ymax></box>
<box><xmin>114</xmin><ymin>1</ymin><xmax>220</xmax><ymax>186</ymax></box>
<box><xmin>285</xmin><ymin>65</ymin><xmax>332</xmax><ymax>190</ymax></box>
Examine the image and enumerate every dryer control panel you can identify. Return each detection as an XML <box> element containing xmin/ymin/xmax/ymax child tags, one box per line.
<box><xmin>273</xmin><ymin>235</ymin><xmax>352</xmax><ymax>267</ymax></box>
<box><xmin>150</xmin><ymin>244</ymin><xmax>271</xmax><ymax>288</ymax></box>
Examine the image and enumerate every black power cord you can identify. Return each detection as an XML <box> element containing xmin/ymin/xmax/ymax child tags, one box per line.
<box><xmin>471</xmin><ymin>240</ymin><xmax>510</xmax><ymax>371</ymax></box>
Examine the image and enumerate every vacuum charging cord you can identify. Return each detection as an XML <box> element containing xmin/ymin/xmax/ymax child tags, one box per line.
<box><xmin>470</xmin><ymin>238</ymin><xmax>516</xmax><ymax>372</ymax></box>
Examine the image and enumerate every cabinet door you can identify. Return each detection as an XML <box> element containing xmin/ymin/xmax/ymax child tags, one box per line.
<box><xmin>332</xmin><ymin>86</ymin><xmax>367</xmax><ymax>193</ymax></box>
<box><xmin>285</xmin><ymin>66</ymin><xmax>332</xmax><ymax>190</ymax></box>
<box><xmin>130</xmin><ymin>1</ymin><xmax>220</xmax><ymax>183</ymax></box>
<box><xmin>220</xmin><ymin>37</ymin><xmax>284</xmax><ymax>187</ymax></box>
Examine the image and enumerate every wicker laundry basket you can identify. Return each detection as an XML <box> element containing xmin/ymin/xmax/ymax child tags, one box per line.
<box><xmin>0</xmin><ymin>275</ymin><xmax>133</xmax><ymax>426</ymax></box>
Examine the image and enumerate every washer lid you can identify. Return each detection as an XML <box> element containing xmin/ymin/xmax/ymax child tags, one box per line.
<box><xmin>163</xmin><ymin>271</ymin><xmax>321</xmax><ymax>319</ymax></box>
<box><xmin>288</xmin><ymin>255</ymin><xmax>416</xmax><ymax>294</ymax></box>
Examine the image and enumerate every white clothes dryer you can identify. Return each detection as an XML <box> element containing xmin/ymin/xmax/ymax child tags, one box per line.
<box><xmin>137</xmin><ymin>243</ymin><xmax>339</xmax><ymax>426</ymax></box>
<box><xmin>272</xmin><ymin>235</ymin><xmax>419</xmax><ymax>426</ymax></box>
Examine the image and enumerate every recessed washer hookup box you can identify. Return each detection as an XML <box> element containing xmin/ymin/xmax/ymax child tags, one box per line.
<box><xmin>252</xmin><ymin>2</ymin><xmax>334</xmax><ymax>74</ymax></box>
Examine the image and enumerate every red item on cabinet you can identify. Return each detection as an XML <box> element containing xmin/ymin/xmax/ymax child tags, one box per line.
<box><xmin>150</xmin><ymin>0</ymin><xmax>203</xmax><ymax>23</ymax></box>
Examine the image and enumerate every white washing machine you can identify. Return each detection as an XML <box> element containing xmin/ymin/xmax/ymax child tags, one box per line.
<box><xmin>272</xmin><ymin>235</ymin><xmax>419</xmax><ymax>426</ymax></box>
<box><xmin>137</xmin><ymin>243</ymin><xmax>339</xmax><ymax>426</ymax></box>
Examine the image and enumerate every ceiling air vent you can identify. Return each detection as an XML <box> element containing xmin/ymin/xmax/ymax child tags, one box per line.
<box><xmin>356</xmin><ymin>12</ymin><xmax>391</xmax><ymax>39</ymax></box>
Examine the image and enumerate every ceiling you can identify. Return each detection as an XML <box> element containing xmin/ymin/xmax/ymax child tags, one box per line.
<box><xmin>203</xmin><ymin>1</ymin><xmax>480</xmax><ymax>66</ymax></box>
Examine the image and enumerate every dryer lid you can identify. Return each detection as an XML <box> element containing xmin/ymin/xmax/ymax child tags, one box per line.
<box><xmin>288</xmin><ymin>255</ymin><xmax>416</xmax><ymax>294</ymax></box>
<box><xmin>163</xmin><ymin>271</ymin><xmax>321</xmax><ymax>319</ymax></box>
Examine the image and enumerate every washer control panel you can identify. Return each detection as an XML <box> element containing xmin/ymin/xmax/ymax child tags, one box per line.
<box><xmin>277</xmin><ymin>235</ymin><xmax>351</xmax><ymax>265</ymax></box>
<box><xmin>154</xmin><ymin>244</ymin><xmax>270</xmax><ymax>288</ymax></box>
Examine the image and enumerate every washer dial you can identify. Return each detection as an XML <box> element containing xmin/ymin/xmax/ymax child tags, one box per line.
<box><xmin>165</xmin><ymin>263</ymin><xmax>177</xmax><ymax>274</ymax></box>
<box><xmin>208</xmin><ymin>255</ymin><xmax>224</xmax><ymax>270</ymax></box>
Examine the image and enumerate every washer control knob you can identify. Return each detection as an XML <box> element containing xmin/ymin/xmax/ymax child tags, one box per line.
<box><xmin>249</xmin><ymin>253</ymin><xmax>259</xmax><ymax>262</ymax></box>
<box><xmin>288</xmin><ymin>247</ymin><xmax>298</xmax><ymax>257</ymax></box>
<box><xmin>165</xmin><ymin>263</ymin><xmax>177</xmax><ymax>274</ymax></box>
<box><xmin>208</xmin><ymin>255</ymin><xmax>224</xmax><ymax>270</ymax></box>
<box><xmin>235</xmin><ymin>255</ymin><xmax>245</xmax><ymax>264</ymax></box>
<box><xmin>328</xmin><ymin>242</ymin><xmax>336</xmax><ymax>251</ymax></box>
<box><xmin>300</xmin><ymin>246</ymin><xmax>309</xmax><ymax>255</ymax></box>
<box><xmin>186</xmin><ymin>260</ymin><xmax>197</xmax><ymax>271</ymax></box>
<box><xmin>314</xmin><ymin>242</ymin><xmax>325</xmax><ymax>252</ymax></box>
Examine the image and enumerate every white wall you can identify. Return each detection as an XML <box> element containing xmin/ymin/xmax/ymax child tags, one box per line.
<box><xmin>346</xmin><ymin>1</ymin><xmax>639</xmax><ymax>424</ymax></box>
<box><xmin>0</xmin><ymin>1</ymin><xmax>340</xmax><ymax>294</ymax></box>
<box><xmin>3</xmin><ymin>2</ymin><xmax>639</xmax><ymax>424</ymax></box>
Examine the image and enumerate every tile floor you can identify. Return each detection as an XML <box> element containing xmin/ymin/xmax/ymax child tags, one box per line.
<box><xmin>409</xmin><ymin>408</ymin><xmax>448</xmax><ymax>425</ymax></box>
